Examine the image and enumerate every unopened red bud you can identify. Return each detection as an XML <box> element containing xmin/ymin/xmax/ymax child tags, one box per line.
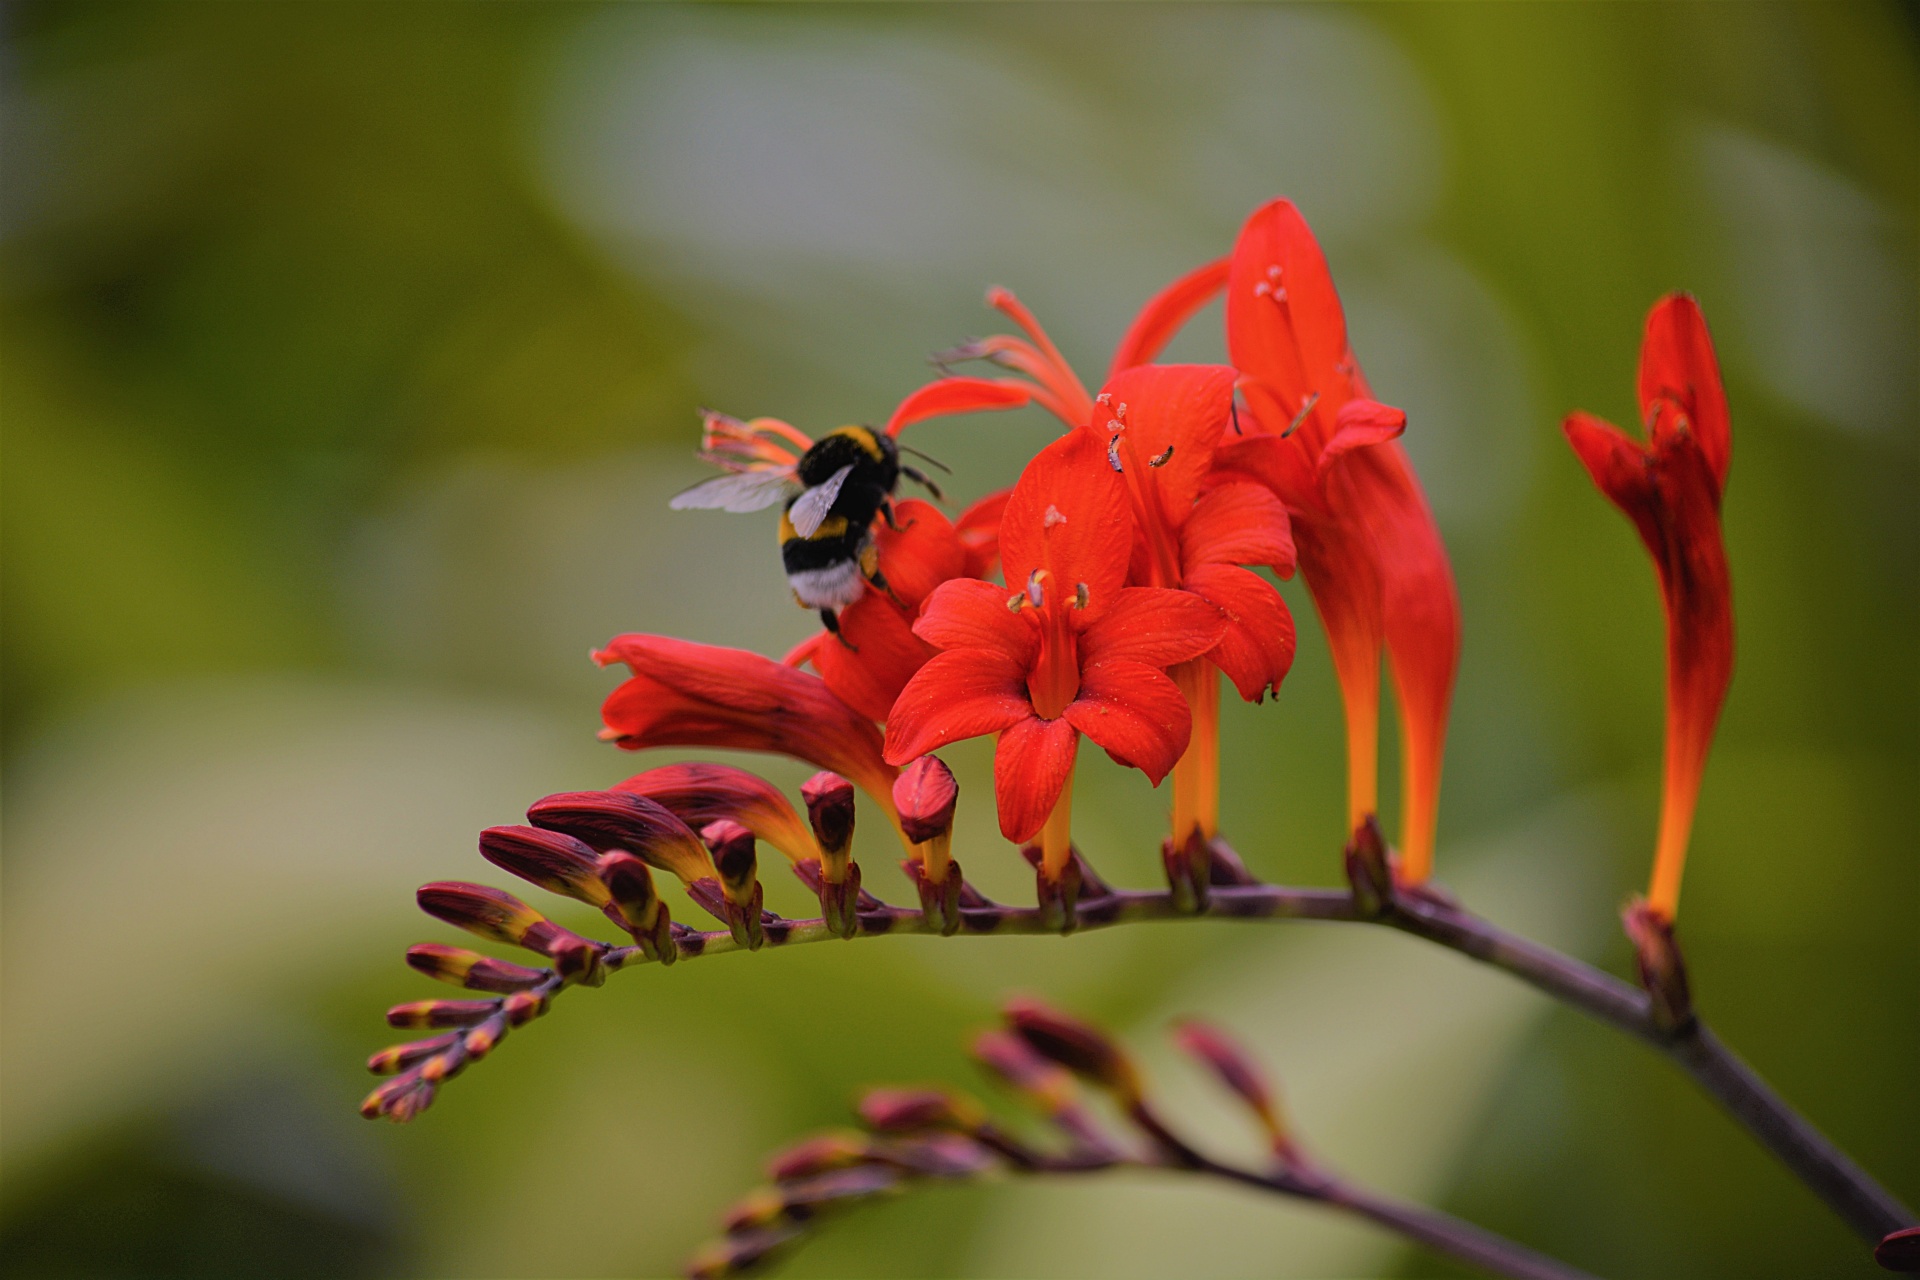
<box><xmin>479</xmin><ymin>825</ymin><xmax>609</xmax><ymax>907</ymax></box>
<box><xmin>1623</xmin><ymin>897</ymin><xmax>1694</xmax><ymax>1034</ymax></box>
<box><xmin>894</xmin><ymin>756</ymin><xmax>957</xmax><ymax>844</ymax></box>
<box><xmin>366</xmin><ymin>1032</ymin><xmax>460</xmax><ymax>1075</ymax></box>
<box><xmin>462</xmin><ymin>1019</ymin><xmax>505</xmax><ymax>1061</ymax></box>
<box><xmin>875</xmin><ymin>1133</ymin><xmax>997</xmax><ymax>1179</ymax></box>
<box><xmin>416</xmin><ymin>881</ymin><xmax>547</xmax><ymax>948</ymax></box>
<box><xmin>685</xmin><ymin>1226</ymin><xmax>800</xmax><ymax>1280</ymax></box>
<box><xmin>1172</xmin><ymin>1019</ymin><xmax>1289</xmax><ymax>1151</ymax></box>
<box><xmin>704</xmin><ymin>820</ymin><xmax>759</xmax><ymax>901</ymax></box>
<box><xmin>536</xmin><ymin>928</ymin><xmax>606</xmax><ymax>986</ymax></box>
<box><xmin>720</xmin><ymin>1187</ymin><xmax>787</xmax><ymax>1234</ymax></box>
<box><xmin>617</xmin><ymin>763</ymin><xmax>820</xmax><ymax>867</ymax></box>
<box><xmin>527</xmin><ymin>790</ymin><xmax>713</xmax><ymax>886</ymax></box>
<box><xmin>800</xmin><ymin>772</ymin><xmax>856</xmax><ymax>858</ymax></box>
<box><xmin>360</xmin><ymin>1072</ymin><xmax>436</xmax><ymax>1122</ymax></box>
<box><xmin>778</xmin><ymin>1164</ymin><xmax>901</xmax><ymax>1211</ymax></box>
<box><xmin>766</xmin><ymin>1131</ymin><xmax>872</xmax><ymax>1182</ymax></box>
<box><xmin>970</xmin><ymin>1029</ymin><xmax>1078</xmax><ymax>1115</ymax></box>
<box><xmin>1343</xmin><ymin>814</ymin><xmax>1394</xmax><ymax>916</ymax></box>
<box><xmin>404</xmin><ymin>943</ymin><xmax>547</xmax><ymax>993</ymax></box>
<box><xmin>856</xmin><ymin>1087</ymin><xmax>985</xmax><ymax>1135</ymax></box>
<box><xmin>1005</xmin><ymin>998</ymin><xmax>1142</xmax><ymax>1105</ymax></box>
<box><xmin>386</xmin><ymin>998</ymin><xmax>501</xmax><ymax>1029</ymax></box>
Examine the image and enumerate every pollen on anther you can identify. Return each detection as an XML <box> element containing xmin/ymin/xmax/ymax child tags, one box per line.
<box><xmin>1026</xmin><ymin>570</ymin><xmax>1048</xmax><ymax>609</ymax></box>
<box><xmin>1149</xmin><ymin>445</ymin><xmax>1174</xmax><ymax>467</ymax></box>
<box><xmin>1006</xmin><ymin>593</ymin><xmax>1025</xmax><ymax>613</ymax></box>
<box><xmin>1073</xmin><ymin>583</ymin><xmax>1090</xmax><ymax>610</ymax></box>
<box><xmin>1107</xmin><ymin>435</ymin><xmax>1124</xmax><ymax>473</ymax></box>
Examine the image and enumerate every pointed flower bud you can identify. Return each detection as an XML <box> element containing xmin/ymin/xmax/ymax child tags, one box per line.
<box><xmin>386</xmin><ymin>998</ymin><xmax>501</xmax><ymax>1029</ymax></box>
<box><xmin>617</xmin><ymin>763</ymin><xmax>822</xmax><ymax>867</ymax></box>
<box><xmin>404</xmin><ymin>943</ymin><xmax>547</xmax><ymax>993</ymax></box>
<box><xmin>1004</xmin><ymin>998</ymin><xmax>1142</xmax><ymax>1107</ymax></box>
<box><xmin>1172</xmin><ymin>1019</ymin><xmax>1295</xmax><ymax>1161</ymax></box>
<box><xmin>766</xmin><ymin>1131</ymin><xmax>874</xmax><ymax>1183</ymax></box>
<box><xmin>856</xmin><ymin>1087</ymin><xmax>986</xmax><ymax>1135</ymax></box>
<box><xmin>686</xmin><ymin>1226</ymin><xmax>802</xmax><ymax>1280</ymax></box>
<box><xmin>526</xmin><ymin>790</ymin><xmax>716</xmax><ymax>887</ymax></box>
<box><xmin>366</xmin><ymin>1032</ymin><xmax>461</xmax><ymax>1076</ymax></box>
<box><xmin>595</xmin><ymin>849</ymin><xmax>675</xmax><ymax>964</ymax></box>
<box><xmin>416</xmin><ymin>881</ymin><xmax>547</xmax><ymax>948</ymax></box>
<box><xmin>1623</xmin><ymin>896</ymin><xmax>1694</xmax><ymax>1035</ymax></box>
<box><xmin>478</xmin><ymin>825</ymin><xmax>610</xmax><ymax>907</ymax></box>
<box><xmin>894</xmin><ymin>756</ymin><xmax>961</xmax><ymax>934</ymax></box>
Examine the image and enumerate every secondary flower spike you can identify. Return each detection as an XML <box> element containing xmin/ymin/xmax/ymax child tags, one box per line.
<box><xmin>1563</xmin><ymin>292</ymin><xmax>1733</xmax><ymax>922</ymax></box>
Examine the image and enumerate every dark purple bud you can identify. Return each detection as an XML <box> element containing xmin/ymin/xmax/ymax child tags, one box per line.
<box><xmin>873</xmin><ymin>1133</ymin><xmax>997</xmax><ymax>1179</ymax></box>
<box><xmin>526</xmin><ymin>790</ymin><xmax>713</xmax><ymax>886</ymax></box>
<box><xmin>386</xmin><ymin>998</ymin><xmax>501</xmax><ymax>1029</ymax></box>
<box><xmin>501</xmin><ymin>988</ymin><xmax>550</xmax><ymax>1026</ymax></box>
<box><xmin>1005</xmin><ymin>998</ymin><xmax>1142</xmax><ymax>1105</ymax></box>
<box><xmin>366</xmin><ymin>1032</ymin><xmax>460</xmax><ymax>1075</ymax></box>
<box><xmin>766</xmin><ymin>1131</ymin><xmax>872</xmax><ymax>1182</ymax></box>
<box><xmin>416</xmin><ymin>881</ymin><xmax>547</xmax><ymax>948</ymax></box>
<box><xmin>596</xmin><ymin>850</ymin><xmax>676</xmax><ymax>964</ymax></box>
<box><xmin>1172</xmin><ymin>1019</ymin><xmax>1292</xmax><ymax>1155</ymax></box>
<box><xmin>479</xmin><ymin>825</ymin><xmax>608</xmax><ymax>906</ymax></box>
<box><xmin>704</xmin><ymin>819</ymin><xmax>759</xmax><ymax>900</ymax></box>
<box><xmin>685</xmin><ymin>1226</ymin><xmax>802</xmax><ymax>1280</ymax></box>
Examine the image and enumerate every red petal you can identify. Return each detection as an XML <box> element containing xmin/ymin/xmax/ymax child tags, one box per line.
<box><xmin>1290</xmin><ymin>511</ymin><xmax>1386</xmax><ymax>828</ymax></box>
<box><xmin>1063</xmin><ymin>659</ymin><xmax>1191</xmax><ymax>785</ymax></box>
<box><xmin>812</xmin><ymin>593</ymin><xmax>936</xmax><ymax>723</ymax></box>
<box><xmin>1078</xmin><ymin>586</ymin><xmax>1226</xmax><ymax>668</ymax></box>
<box><xmin>1213</xmin><ymin>430</ymin><xmax>1321</xmax><ymax>518</ymax></box>
<box><xmin>1182</xmin><ymin>563</ymin><xmax>1296</xmax><ymax>702</ymax></box>
<box><xmin>875</xmin><ymin>498</ymin><xmax>966</xmax><ymax>608</ymax></box>
<box><xmin>1107</xmin><ymin>257</ymin><xmax>1230</xmax><ymax>378</ymax></box>
<box><xmin>956</xmin><ymin>487</ymin><xmax>1011</xmax><ymax>580</ymax></box>
<box><xmin>1563</xmin><ymin>411</ymin><xmax>1656</xmax><ymax>533</ymax></box>
<box><xmin>913</xmin><ymin>577</ymin><xmax>1039</xmax><ymax>667</ymax></box>
<box><xmin>886</xmin><ymin>377</ymin><xmax>1037</xmax><ymax>436</ymax></box>
<box><xmin>1316</xmin><ymin>398</ymin><xmax>1408</xmax><ymax>481</ymax></box>
<box><xmin>1180</xmin><ymin>481</ymin><xmax>1295</xmax><ymax>574</ymax></box>
<box><xmin>595</xmin><ymin>636</ymin><xmax>895</xmax><ymax>807</ymax></box>
<box><xmin>1000</xmin><ymin>427</ymin><xmax>1131</xmax><ymax>622</ymax></box>
<box><xmin>1345</xmin><ymin>442</ymin><xmax>1460</xmax><ymax>880</ymax></box>
<box><xmin>992</xmin><ymin>714</ymin><xmax>1079</xmax><ymax>843</ymax></box>
<box><xmin>1639</xmin><ymin>293</ymin><xmax>1729</xmax><ymax>496</ymax></box>
<box><xmin>1096</xmin><ymin>364</ymin><xmax>1238</xmax><ymax>521</ymax></box>
<box><xmin>1225</xmin><ymin>199</ymin><xmax>1362</xmax><ymax>452</ymax></box>
<box><xmin>884</xmin><ymin>649</ymin><xmax>1032</xmax><ymax>765</ymax></box>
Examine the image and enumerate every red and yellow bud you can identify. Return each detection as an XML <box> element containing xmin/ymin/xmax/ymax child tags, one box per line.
<box><xmin>526</xmin><ymin>790</ymin><xmax>715</xmax><ymax>887</ymax></box>
<box><xmin>366</xmin><ymin>1032</ymin><xmax>460</xmax><ymax>1076</ymax></box>
<box><xmin>415</xmin><ymin>880</ymin><xmax>548</xmax><ymax>949</ymax></box>
<box><xmin>1172</xmin><ymin>1019</ymin><xmax>1297</xmax><ymax>1163</ymax></box>
<box><xmin>702</xmin><ymin>819</ymin><xmax>765</xmax><ymax>951</ymax></box>
<box><xmin>595</xmin><ymin>849</ymin><xmax>676</xmax><ymax>964</ymax></box>
<box><xmin>856</xmin><ymin>1087</ymin><xmax>986</xmax><ymax>1135</ymax></box>
<box><xmin>404</xmin><ymin>943</ymin><xmax>547</xmax><ymax>993</ymax></box>
<box><xmin>385</xmin><ymin>998</ymin><xmax>502</xmax><ymax>1029</ymax></box>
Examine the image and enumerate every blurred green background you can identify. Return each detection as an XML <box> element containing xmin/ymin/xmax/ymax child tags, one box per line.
<box><xmin>3</xmin><ymin>3</ymin><xmax>1915</xmax><ymax>1277</ymax></box>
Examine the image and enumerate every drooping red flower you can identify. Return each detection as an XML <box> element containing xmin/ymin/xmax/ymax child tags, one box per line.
<box><xmin>883</xmin><ymin>417</ymin><xmax>1226</xmax><ymax>879</ymax></box>
<box><xmin>1563</xmin><ymin>293</ymin><xmax>1733</xmax><ymax>922</ymax></box>
<box><xmin>596</xmin><ymin>635</ymin><xmax>898</xmax><ymax>821</ymax></box>
<box><xmin>1216</xmin><ymin>198</ymin><xmax>1461</xmax><ymax>883</ymax></box>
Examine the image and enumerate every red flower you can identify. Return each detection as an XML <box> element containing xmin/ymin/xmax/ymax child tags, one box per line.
<box><xmin>1563</xmin><ymin>293</ymin><xmax>1733</xmax><ymax>922</ymax></box>
<box><xmin>1217</xmin><ymin>198</ymin><xmax>1461</xmax><ymax>883</ymax></box>
<box><xmin>596</xmin><ymin>635</ymin><xmax>898</xmax><ymax>822</ymax></box>
<box><xmin>1093</xmin><ymin>362</ymin><xmax>1297</xmax><ymax>847</ymax></box>
<box><xmin>883</xmin><ymin>420</ymin><xmax>1226</xmax><ymax>879</ymax></box>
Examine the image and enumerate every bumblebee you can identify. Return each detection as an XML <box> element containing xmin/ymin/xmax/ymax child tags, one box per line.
<box><xmin>671</xmin><ymin>419</ymin><xmax>945</xmax><ymax>637</ymax></box>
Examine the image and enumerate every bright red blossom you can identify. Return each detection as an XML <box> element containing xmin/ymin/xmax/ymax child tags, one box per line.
<box><xmin>1215</xmin><ymin>198</ymin><xmax>1461</xmax><ymax>883</ymax></box>
<box><xmin>884</xmin><ymin>421</ymin><xmax>1226</xmax><ymax>866</ymax></box>
<box><xmin>1563</xmin><ymin>293</ymin><xmax>1733</xmax><ymax>922</ymax></box>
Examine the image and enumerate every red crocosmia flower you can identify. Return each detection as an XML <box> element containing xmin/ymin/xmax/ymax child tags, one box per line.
<box><xmin>884</xmin><ymin>426</ymin><xmax>1227</xmax><ymax>881</ymax></box>
<box><xmin>1563</xmin><ymin>292</ymin><xmax>1733</xmax><ymax>923</ymax></box>
<box><xmin>1091</xmin><ymin>363</ymin><xmax>1297</xmax><ymax>847</ymax></box>
<box><xmin>1217</xmin><ymin>198</ymin><xmax>1461</xmax><ymax>884</ymax></box>
<box><xmin>595</xmin><ymin>635</ymin><xmax>899</xmax><ymax>824</ymax></box>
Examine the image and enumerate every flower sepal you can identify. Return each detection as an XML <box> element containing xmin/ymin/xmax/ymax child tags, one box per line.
<box><xmin>1623</xmin><ymin>896</ymin><xmax>1695</xmax><ymax>1037</ymax></box>
<box><xmin>1161</xmin><ymin>828</ymin><xmax>1213</xmax><ymax>913</ymax></box>
<box><xmin>1342</xmin><ymin>815</ymin><xmax>1394</xmax><ymax>918</ymax></box>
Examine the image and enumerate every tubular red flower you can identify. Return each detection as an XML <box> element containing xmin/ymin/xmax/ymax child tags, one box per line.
<box><xmin>1222</xmin><ymin>198</ymin><xmax>1460</xmax><ymax>882</ymax></box>
<box><xmin>595</xmin><ymin>635</ymin><xmax>898</xmax><ymax>818</ymax></box>
<box><xmin>1563</xmin><ymin>293</ymin><xmax>1733</xmax><ymax>922</ymax></box>
<box><xmin>885</xmin><ymin>428</ymin><xmax>1225</xmax><ymax>871</ymax></box>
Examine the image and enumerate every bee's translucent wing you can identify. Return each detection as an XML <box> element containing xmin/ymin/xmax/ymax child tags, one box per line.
<box><xmin>668</xmin><ymin>470</ymin><xmax>800</xmax><ymax>514</ymax></box>
<box><xmin>788</xmin><ymin>463</ymin><xmax>856</xmax><ymax>538</ymax></box>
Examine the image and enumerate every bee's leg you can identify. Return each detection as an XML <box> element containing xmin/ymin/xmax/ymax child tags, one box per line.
<box><xmin>820</xmin><ymin>608</ymin><xmax>858</xmax><ymax>651</ymax></box>
<box><xmin>880</xmin><ymin>500</ymin><xmax>912</xmax><ymax>532</ymax></box>
<box><xmin>902</xmin><ymin>466</ymin><xmax>946</xmax><ymax>504</ymax></box>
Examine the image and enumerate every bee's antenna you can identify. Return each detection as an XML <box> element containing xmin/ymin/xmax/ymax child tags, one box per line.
<box><xmin>901</xmin><ymin>466</ymin><xmax>947</xmax><ymax>504</ymax></box>
<box><xmin>897</xmin><ymin>444</ymin><xmax>952</xmax><ymax>474</ymax></box>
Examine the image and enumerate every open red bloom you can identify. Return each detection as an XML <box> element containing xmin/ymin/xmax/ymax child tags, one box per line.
<box><xmin>884</xmin><ymin>418</ymin><xmax>1226</xmax><ymax>875</ymax></box>
<box><xmin>1563</xmin><ymin>293</ymin><xmax>1733</xmax><ymax>922</ymax></box>
<box><xmin>1216</xmin><ymin>198</ymin><xmax>1461</xmax><ymax>883</ymax></box>
<box><xmin>596</xmin><ymin>635</ymin><xmax>898</xmax><ymax>820</ymax></box>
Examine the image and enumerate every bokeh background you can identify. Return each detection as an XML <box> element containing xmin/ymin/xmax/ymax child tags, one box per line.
<box><xmin>3</xmin><ymin>3</ymin><xmax>1915</xmax><ymax>1277</ymax></box>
